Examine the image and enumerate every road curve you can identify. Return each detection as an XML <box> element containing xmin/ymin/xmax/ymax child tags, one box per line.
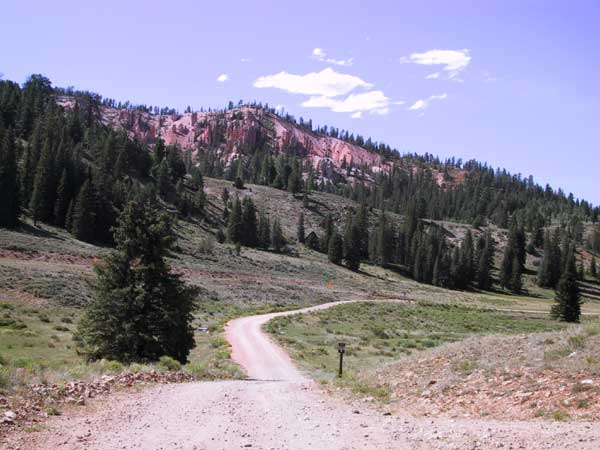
<box><xmin>225</xmin><ymin>300</ymin><xmax>354</xmax><ymax>381</ymax></box>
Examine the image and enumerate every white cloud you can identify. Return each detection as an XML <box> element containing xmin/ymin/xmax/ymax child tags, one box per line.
<box><xmin>311</xmin><ymin>47</ymin><xmax>354</xmax><ymax>66</ymax></box>
<box><xmin>350</xmin><ymin>111</ymin><xmax>363</xmax><ymax>119</ymax></box>
<box><xmin>408</xmin><ymin>93</ymin><xmax>447</xmax><ymax>111</ymax></box>
<box><xmin>301</xmin><ymin>90</ymin><xmax>392</xmax><ymax>116</ymax></box>
<box><xmin>425</xmin><ymin>72</ymin><xmax>440</xmax><ymax>80</ymax></box>
<box><xmin>217</xmin><ymin>73</ymin><xmax>229</xmax><ymax>82</ymax></box>
<box><xmin>402</xmin><ymin>49</ymin><xmax>471</xmax><ymax>79</ymax></box>
<box><xmin>254</xmin><ymin>68</ymin><xmax>371</xmax><ymax>97</ymax></box>
<box><xmin>240</xmin><ymin>57</ymin><xmax>252</xmax><ymax>63</ymax></box>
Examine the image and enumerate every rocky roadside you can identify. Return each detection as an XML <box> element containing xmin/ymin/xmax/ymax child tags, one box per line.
<box><xmin>0</xmin><ymin>370</ymin><xmax>192</xmax><ymax>439</ymax></box>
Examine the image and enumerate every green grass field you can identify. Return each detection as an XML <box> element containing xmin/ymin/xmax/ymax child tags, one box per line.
<box><xmin>266</xmin><ymin>301</ymin><xmax>566</xmax><ymax>399</ymax></box>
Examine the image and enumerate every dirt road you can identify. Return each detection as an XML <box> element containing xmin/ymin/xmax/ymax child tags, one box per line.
<box><xmin>4</xmin><ymin>301</ymin><xmax>600</xmax><ymax>450</ymax></box>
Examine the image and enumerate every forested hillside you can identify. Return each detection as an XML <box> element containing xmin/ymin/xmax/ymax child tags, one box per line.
<box><xmin>1</xmin><ymin>74</ymin><xmax>599</xmax><ymax>303</ymax></box>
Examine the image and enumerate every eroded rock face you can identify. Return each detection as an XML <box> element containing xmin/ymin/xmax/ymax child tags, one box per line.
<box><xmin>99</xmin><ymin>106</ymin><xmax>390</xmax><ymax>170</ymax></box>
<box><xmin>58</xmin><ymin>98</ymin><xmax>459</xmax><ymax>186</ymax></box>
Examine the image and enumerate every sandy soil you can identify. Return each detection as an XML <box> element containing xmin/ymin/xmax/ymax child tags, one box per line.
<box><xmin>3</xmin><ymin>302</ymin><xmax>600</xmax><ymax>450</ymax></box>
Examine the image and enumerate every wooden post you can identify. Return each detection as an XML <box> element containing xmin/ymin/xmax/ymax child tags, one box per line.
<box><xmin>338</xmin><ymin>342</ymin><xmax>346</xmax><ymax>377</ymax></box>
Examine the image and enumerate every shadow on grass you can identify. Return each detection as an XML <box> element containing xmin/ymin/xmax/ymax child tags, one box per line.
<box><xmin>17</xmin><ymin>222</ymin><xmax>65</xmax><ymax>241</ymax></box>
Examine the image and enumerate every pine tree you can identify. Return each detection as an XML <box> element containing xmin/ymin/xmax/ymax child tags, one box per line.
<box><xmin>29</xmin><ymin>139</ymin><xmax>56</xmax><ymax>224</ymax></box>
<box><xmin>157</xmin><ymin>159</ymin><xmax>173</xmax><ymax>201</ymax></box>
<box><xmin>591</xmin><ymin>256</ymin><xmax>597</xmax><ymax>279</ymax></box>
<box><xmin>76</xmin><ymin>194</ymin><xmax>198</xmax><ymax>363</ymax></box>
<box><xmin>192</xmin><ymin>186</ymin><xmax>206</xmax><ymax>216</ymax></box>
<box><xmin>153</xmin><ymin>138</ymin><xmax>166</xmax><ymax>166</ymax></box>
<box><xmin>356</xmin><ymin>203</ymin><xmax>369</xmax><ymax>259</ymax></box>
<box><xmin>221</xmin><ymin>188</ymin><xmax>230</xmax><ymax>206</ymax></box>
<box><xmin>190</xmin><ymin>166</ymin><xmax>204</xmax><ymax>191</ymax></box>
<box><xmin>227</xmin><ymin>196</ymin><xmax>243</xmax><ymax>244</ymax></box>
<box><xmin>537</xmin><ymin>230</ymin><xmax>553</xmax><ymax>287</ymax></box>
<box><xmin>509</xmin><ymin>255</ymin><xmax>523</xmax><ymax>293</ymax></box>
<box><xmin>71</xmin><ymin>179</ymin><xmax>97</xmax><ymax>242</ymax></box>
<box><xmin>500</xmin><ymin>242</ymin><xmax>515</xmax><ymax>290</ymax></box>
<box><xmin>53</xmin><ymin>168</ymin><xmax>69</xmax><ymax>227</ymax></box>
<box><xmin>0</xmin><ymin>129</ymin><xmax>20</xmax><ymax>227</ymax></box>
<box><xmin>271</xmin><ymin>218</ymin><xmax>284</xmax><ymax>252</ymax></box>
<box><xmin>258</xmin><ymin>210</ymin><xmax>271</xmax><ymax>250</ymax></box>
<box><xmin>551</xmin><ymin>246</ymin><xmax>581</xmax><ymax>322</ymax></box>
<box><xmin>321</xmin><ymin>214</ymin><xmax>334</xmax><ymax>253</ymax></box>
<box><xmin>343</xmin><ymin>212</ymin><xmax>361</xmax><ymax>271</ymax></box>
<box><xmin>287</xmin><ymin>158</ymin><xmax>302</xmax><ymax>194</ymax></box>
<box><xmin>65</xmin><ymin>199</ymin><xmax>75</xmax><ymax>232</ymax></box>
<box><xmin>241</xmin><ymin>196</ymin><xmax>258</xmax><ymax>247</ymax></box>
<box><xmin>297</xmin><ymin>212</ymin><xmax>306</xmax><ymax>243</ymax></box>
<box><xmin>457</xmin><ymin>230</ymin><xmax>474</xmax><ymax>288</ymax></box>
<box><xmin>476</xmin><ymin>230</ymin><xmax>495</xmax><ymax>290</ymax></box>
<box><xmin>328</xmin><ymin>230</ymin><xmax>343</xmax><ymax>265</ymax></box>
<box><xmin>578</xmin><ymin>260</ymin><xmax>585</xmax><ymax>281</ymax></box>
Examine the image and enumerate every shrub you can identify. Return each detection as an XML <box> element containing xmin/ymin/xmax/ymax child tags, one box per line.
<box><xmin>39</xmin><ymin>314</ymin><xmax>51</xmax><ymax>323</ymax></box>
<box><xmin>197</xmin><ymin>236</ymin><xmax>215</xmax><ymax>255</ymax></box>
<box><xmin>13</xmin><ymin>357</ymin><xmax>38</xmax><ymax>371</ymax></box>
<box><xmin>184</xmin><ymin>362</ymin><xmax>208</xmax><ymax>379</ymax></box>
<box><xmin>568</xmin><ymin>335</ymin><xmax>585</xmax><ymax>349</ymax></box>
<box><xmin>552</xmin><ymin>410</ymin><xmax>570</xmax><ymax>421</ymax></box>
<box><xmin>101</xmin><ymin>359</ymin><xmax>124</xmax><ymax>373</ymax></box>
<box><xmin>158</xmin><ymin>355</ymin><xmax>181</xmax><ymax>372</ymax></box>
<box><xmin>0</xmin><ymin>366</ymin><xmax>11</xmax><ymax>389</ymax></box>
<box><xmin>46</xmin><ymin>406</ymin><xmax>61</xmax><ymax>416</ymax></box>
<box><xmin>128</xmin><ymin>363</ymin><xmax>149</xmax><ymax>374</ymax></box>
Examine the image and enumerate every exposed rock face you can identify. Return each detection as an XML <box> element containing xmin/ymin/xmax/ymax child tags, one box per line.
<box><xmin>59</xmin><ymin>97</ymin><xmax>460</xmax><ymax>186</ymax></box>
<box><xmin>97</xmin><ymin>105</ymin><xmax>392</xmax><ymax>172</ymax></box>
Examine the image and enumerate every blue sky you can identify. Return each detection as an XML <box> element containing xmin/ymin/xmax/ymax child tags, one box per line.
<box><xmin>2</xmin><ymin>0</ymin><xmax>599</xmax><ymax>204</ymax></box>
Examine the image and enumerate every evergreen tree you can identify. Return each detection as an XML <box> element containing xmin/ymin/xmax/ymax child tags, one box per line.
<box><xmin>271</xmin><ymin>218</ymin><xmax>284</xmax><ymax>252</ymax></box>
<box><xmin>591</xmin><ymin>256</ymin><xmax>597</xmax><ymax>279</ymax></box>
<box><xmin>328</xmin><ymin>230</ymin><xmax>343</xmax><ymax>265</ymax></box>
<box><xmin>321</xmin><ymin>214</ymin><xmax>334</xmax><ymax>253</ymax></box>
<box><xmin>551</xmin><ymin>246</ymin><xmax>582</xmax><ymax>323</ymax></box>
<box><xmin>227</xmin><ymin>196</ymin><xmax>243</xmax><ymax>244</ymax></box>
<box><xmin>356</xmin><ymin>203</ymin><xmax>369</xmax><ymax>259</ymax></box>
<box><xmin>221</xmin><ymin>187</ymin><xmax>230</xmax><ymax>206</ymax></box>
<box><xmin>343</xmin><ymin>212</ymin><xmax>361</xmax><ymax>271</ymax></box>
<box><xmin>578</xmin><ymin>260</ymin><xmax>585</xmax><ymax>281</ymax></box>
<box><xmin>287</xmin><ymin>158</ymin><xmax>302</xmax><ymax>194</ymax></box>
<box><xmin>53</xmin><ymin>168</ymin><xmax>69</xmax><ymax>227</ymax></box>
<box><xmin>258</xmin><ymin>210</ymin><xmax>271</xmax><ymax>250</ymax></box>
<box><xmin>297</xmin><ymin>212</ymin><xmax>306</xmax><ymax>243</ymax></box>
<box><xmin>153</xmin><ymin>138</ymin><xmax>166</xmax><ymax>166</ymax></box>
<box><xmin>157</xmin><ymin>159</ymin><xmax>174</xmax><ymax>201</ymax></box>
<box><xmin>509</xmin><ymin>255</ymin><xmax>523</xmax><ymax>293</ymax></box>
<box><xmin>241</xmin><ymin>196</ymin><xmax>258</xmax><ymax>247</ymax></box>
<box><xmin>537</xmin><ymin>230</ymin><xmax>553</xmax><ymax>287</ymax></box>
<box><xmin>0</xmin><ymin>129</ymin><xmax>20</xmax><ymax>227</ymax></box>
<box><xmin>76</xmin><ymin>195</ymin><xmax>198</xmax><ymax>363</ymax></box>
<box><xmin>29</xmin><ymin>139</ymin><xmax>56</xmax><ymax>224</ymax></box>
<box><xmin>65</xmin><ymin>199</ymin><xmax>75</xmax><ymax>232</ymax></box>
<box><xmin>476</xmin><ymin>230</ymin><xmax>495</xmax><ymax>290</ymax></box>
<box><xmin>71</xmin><ymin>179</ymin><xmax>96</xmax><ymax>242</ymax></box>
<box><xmin>457</xmin><ymin>230</ymin><xmax>474</xmax><ymax>288</ymax></box>
<box><xmin>371</xmin><ymin>213</ymin><xmax>392</xmax><ymax>266</ymax></box>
